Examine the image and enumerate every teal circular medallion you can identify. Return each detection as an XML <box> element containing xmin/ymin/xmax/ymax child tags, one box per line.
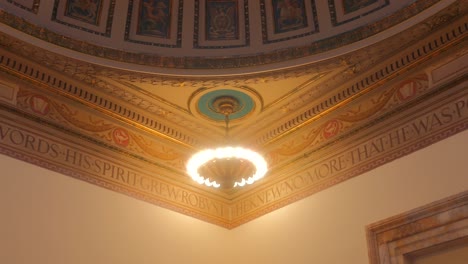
<box><xmin>197</xmin><ymin>89</ymin><xmax>255</xmax><ymax>121</ymax></box>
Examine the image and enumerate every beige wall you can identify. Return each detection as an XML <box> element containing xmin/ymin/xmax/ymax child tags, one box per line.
<box><xmin>1</xmin><ymin>130</ymin><xmax>467</xmax><ymax>264</ymax></box>
<box><xmin>412</xmin><ymin>242</ymin><xmax>468</xmax><ymax>264</ymax></box>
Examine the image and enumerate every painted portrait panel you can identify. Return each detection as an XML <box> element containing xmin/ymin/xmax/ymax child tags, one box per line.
<box><xmin>65</xmin><ymin>0</ymin><xmax>103</xmax><ymax>25</ymax></box>
<box><xmin>206</xmin><ymin>0</ymin><xmax>239</xmax><ymax>41</ymax></box>
<box><xmin>272</xmin><ymin>0</ymin><xmax>308</xmax><ymax>34</ymax></box>
<box><xmin>342</xmin><ymin>0</ymin><xmax>378</xmax><ymax>14</ymax></box>
<box><xmin>137</xmin><ymin>0</ymin><xmax>172</xmax><ymax>38</ymax></box>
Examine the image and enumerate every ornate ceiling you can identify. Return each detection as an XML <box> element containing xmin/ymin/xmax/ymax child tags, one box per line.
<box><xmin>0</xmin><ymin>0</ymin><xmax>467</xmax><ymax>228</ymax></box>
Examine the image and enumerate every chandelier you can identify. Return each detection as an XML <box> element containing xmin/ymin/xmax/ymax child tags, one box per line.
<box><xmin>186</xmin><ymin>96</ymin><xmax>267</xmax><ymax>188</ymax></box>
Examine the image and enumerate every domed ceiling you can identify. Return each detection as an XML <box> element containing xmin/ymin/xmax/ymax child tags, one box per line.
<box><xmin>0</xmin><ymin>0</ymin><xmax>466</xmax><ymax>228</ymax></box>
<box><xmin>0</xmin><ymin>0</ymin><xmax>449</xmax><ymax>72</ymax></box>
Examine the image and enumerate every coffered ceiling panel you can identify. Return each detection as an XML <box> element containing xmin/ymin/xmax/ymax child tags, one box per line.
<box><xmin>1</xmin><ymin>0</ymin><xmax>446</xmax><ymax>71</ymax></box>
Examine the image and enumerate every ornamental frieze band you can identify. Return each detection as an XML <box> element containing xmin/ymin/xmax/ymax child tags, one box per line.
<box><xmin>0</xmin><ymin>79</ymin><xmax>466</xmax><ymax>228</ymax></box>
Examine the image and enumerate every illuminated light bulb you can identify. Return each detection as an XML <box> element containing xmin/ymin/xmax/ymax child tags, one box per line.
<box><xmin>187</xmin><ymin>146</ymin><xmax>267</xmax><ymax>188</ymax></box>
<box><xmin>187</xmin><ymin>96</ymin><xmax>268</xmax><ymax>188</ymax></box>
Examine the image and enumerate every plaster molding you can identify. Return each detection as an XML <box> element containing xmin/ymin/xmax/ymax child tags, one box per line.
<box><xmin>366</xmin><ymin>191</ymin><xmax>468</xmax><ymax>264</ymax></box>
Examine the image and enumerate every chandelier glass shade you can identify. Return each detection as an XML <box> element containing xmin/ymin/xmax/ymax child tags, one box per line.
<box><xmin>186</xmin><ymin>95</ymin><xmax>268</xmax><ymax>188</ymax></box>
<box><xmin>186</xmin><ymin>146</ymin><xmax>268</xmax><ymax>188</ymax></box>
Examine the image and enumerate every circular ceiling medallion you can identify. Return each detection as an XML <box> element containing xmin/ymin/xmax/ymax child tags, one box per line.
<box><xmin>189</xmin><ymin>88</ymin><xmax>262</xmax><ymax>123</ymax></box>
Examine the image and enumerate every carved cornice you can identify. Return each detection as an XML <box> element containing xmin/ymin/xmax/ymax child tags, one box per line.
<box><xmin>0</xmin><ymin>48</ymin><xmax>209</xmax><ymax>148</ymax></box>
<box><xmin>241</xmin><ymin>11</ymin><xmax>468</xmax><ymax>146</ymax></box>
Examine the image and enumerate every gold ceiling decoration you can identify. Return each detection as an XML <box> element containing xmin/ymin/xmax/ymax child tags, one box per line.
<box><xmin>0</xmin><ymin>0</ymin><xmax>466</xmax><ymax>228</ymax></box>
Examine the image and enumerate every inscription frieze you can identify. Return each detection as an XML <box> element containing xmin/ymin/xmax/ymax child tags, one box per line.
<box><xmin>0</xmin><ymin>117</ymin><xmax>230</xmax><ymax>225</ymax></box>
<box><xmin>232</xmin><ymin>93</ymin><xmax>468</xmax><ymax>223</ymax></box>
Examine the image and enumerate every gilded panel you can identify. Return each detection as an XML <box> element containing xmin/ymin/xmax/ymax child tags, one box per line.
<box><xmin>14</xmin><ymin>88</ymin><xmax>188</xmax><ymax>171</ymax></box>
<box><xmin>265</xmin><ymin>74</ymin><xmax>431</xmax><ymax>166</ymax></box>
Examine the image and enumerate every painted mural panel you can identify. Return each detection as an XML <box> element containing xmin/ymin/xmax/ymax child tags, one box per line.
<box><xmin>137</xmin><ymin>0</ymin><xmax>172</xmax><ymax>38</ymax></box>
<box><xmin>272</xmin><ymin>0</ymin><xmax>308</xmax><ymax>33</ymax></box>
<box><xmin>260</xmin><ymin>0</ymin><xmax>318</xmax><ymax>44</ymax></box>
<box><xmin>328</xmin><ymin>0</ymin><xmax>389</xmax><ymax>26</ymax></box>
<box><xmin>52</xmin><ymin>0</ymin><xmax>115</xmax><ymax>37</ymax></box>
<box><xmin>206</xmin><ymin>0</ymin><xmax>239</xmax><ymax>40</ymax></box>
<box><xmin>65</xmin><ymin>0</ymin><xmax>103</xmax><ymax>25</ymax></box>
<box><xmin>342</xmin><ymin>0</ymin><xmax>378</xmax><ymax>14</ymax></box>
<box><xmin>6</xmin><ymin>0</ymin><xmax>40</xmax><ymax>13</ymax></box>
